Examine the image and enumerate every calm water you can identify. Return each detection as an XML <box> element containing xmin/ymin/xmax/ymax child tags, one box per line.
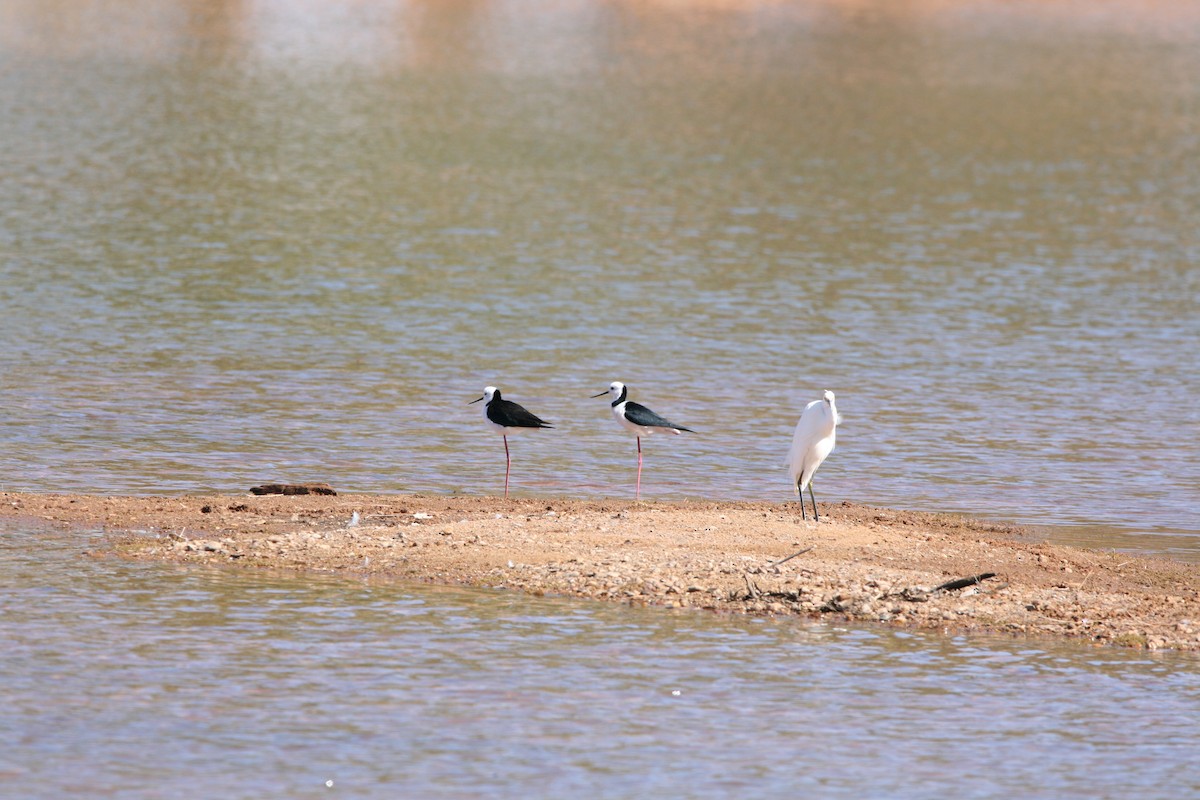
<box><xmin>1</xmin><ymin>3</ymin><xmax>1198</xmax><ymax>541</ymax></box>
<box><xmin>4</xmin><ymin>5</ymin><xmax>1199</xmax><ymax>793</ymax></box>
<box><xmin>2</xmin><ymin>521</ymin><xmax>1199</xmax><ymax>799</ymax></box>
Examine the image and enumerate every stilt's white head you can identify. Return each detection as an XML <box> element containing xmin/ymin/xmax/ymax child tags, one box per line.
<box><xmin>470</xmin><ymin>386</ymin><xmax>498</xmax><ymax>405</ymax></box>
<box><xmin>591</xmin><ymin>381</ymin><xmax>626</xmax><ymax>401</ymax></box>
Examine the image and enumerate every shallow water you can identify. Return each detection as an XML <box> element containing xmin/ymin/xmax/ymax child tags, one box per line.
<box><xmin>1</xmin><ymin>0</ymin><xmax>1198</xmax><ymax>551</ymax></box>
<box><xmin>4</xmin><ymin>7</ymin><xmax>1197</xmax><ymax>790</ymax></box>
<box><xmin>3</xmin><ymin>522</ymin><xmax>1199</xmax><ymax>799</ymax></box>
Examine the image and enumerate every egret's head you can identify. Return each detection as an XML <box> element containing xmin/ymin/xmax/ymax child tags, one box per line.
<box><xmin>823</xmin><ymin>390</ymin><xmax>836</xmax><ymax>404</ymax></box>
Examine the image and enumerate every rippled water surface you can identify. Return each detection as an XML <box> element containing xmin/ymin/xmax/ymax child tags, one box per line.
<box><xmin>4</xmin><ymin>6</ymin><xmax>1198</xmax><ymax>792</ymax></box>
<box><xmin>2</xmin><ymin>523</ymin><xmax>1199</xmax><ymax>799</ymax></box>
<box><xmin>1</xmin><ymin>0</ymin><xmax>1198</xmax><ymax>550</ymax></box>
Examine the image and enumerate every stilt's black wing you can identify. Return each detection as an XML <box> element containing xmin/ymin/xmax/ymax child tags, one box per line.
<box><xmin>624</xmin><ymin>401</ymin><xmax>693</xmax><ymax>432</ymax></box>
<box><xmin>489</xmin><ymin>399</ymin><xmax>554</xmax><ymax>429</ymax></box>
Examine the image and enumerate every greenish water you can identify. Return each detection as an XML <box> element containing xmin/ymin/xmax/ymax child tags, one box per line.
<box><xmin>1</xmin><ymin>1</ymin><xmax>1197</xmax><ymax>550</ymax></box>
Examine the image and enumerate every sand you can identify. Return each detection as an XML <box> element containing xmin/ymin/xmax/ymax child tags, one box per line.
<box><xmin>4</xmin><ymin>491</ymin><xmax>1198</xmax><ymax>652</ymax></box>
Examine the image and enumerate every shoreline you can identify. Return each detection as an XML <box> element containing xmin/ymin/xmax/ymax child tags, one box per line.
<box><xmin>5</xmin><ymin>491</ymin><xmax>1199</xmax><ymax>652</ymax></box>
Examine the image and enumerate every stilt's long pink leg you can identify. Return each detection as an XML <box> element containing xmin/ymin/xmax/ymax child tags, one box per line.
<box><xmin>636</xmin><ymin>437</ymin><xmax>642</xmax><ymax>500</ymax></box>
<box><xmin>503</xmin><ymin>435</ymin><xmax>511</xmax><ymax>499</ymax></box>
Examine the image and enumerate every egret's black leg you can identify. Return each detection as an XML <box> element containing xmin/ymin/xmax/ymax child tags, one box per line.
<box><xmin>808</xmin><ymin>482</ymin><xmax>818</xmax><ymax>522</ymax></box>
<box><xmin>798</xmin><ymin>480</ymin><xmax>807</xmax><ymax>520</ymax></box>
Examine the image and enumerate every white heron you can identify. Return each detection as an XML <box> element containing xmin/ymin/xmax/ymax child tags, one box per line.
<box><xmin>592</xmin><ymin>381</ymin><xmax>694</xmax><ymax>500</ymax></box>
<box><xmin>786</xmin><ymin>389</ymin><xmax>840</xmax><ymax>521</ymax></box>
<box><xmin>469</xmin><ymin>386</ymin><xmax>553</xmax><ymax>498</ymax></box>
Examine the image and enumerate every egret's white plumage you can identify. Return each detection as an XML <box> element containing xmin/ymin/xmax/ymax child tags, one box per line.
<box><xmin>786</xmin><ymin>390</ymin><xmax>840</xmax><ymax>521</ymax></box>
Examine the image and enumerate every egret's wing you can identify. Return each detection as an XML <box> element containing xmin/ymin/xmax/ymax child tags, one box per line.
<box><xmin>791</xmin><ymin>401</ymin><xmax>823</xmax><ymax>439</ymax></box>
<box><xmin>786</xmin><ymin>400</ymin><xmax>825</xmax><ymax>471</ymax></box>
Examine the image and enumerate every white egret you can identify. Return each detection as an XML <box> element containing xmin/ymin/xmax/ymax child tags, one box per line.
<box><xmin>786</xmin><ymin>390</ymin><xmax>840</xmax><ymax>521</ymax></box>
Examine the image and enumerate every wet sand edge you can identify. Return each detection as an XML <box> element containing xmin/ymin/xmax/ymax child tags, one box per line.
<box><xmin>5</xmin><ymin>491</ymin><xmax>1198</xmax><ymax>652</ymax></box>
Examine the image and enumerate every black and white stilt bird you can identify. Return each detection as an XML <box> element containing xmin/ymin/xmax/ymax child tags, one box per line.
<box><xmin>786</xmin><ymin>390</ymin><xmax>840</xmax><ymax>521</ymax></box>
<box><xmin>591</xmin><ymin>381</ymin><xmax>694</xmax><ymax>500</ymax></box>
<box><xmin>469</xmin><ymin>386</ymin><xmax>553</xmax><ymax>498</ymax></box>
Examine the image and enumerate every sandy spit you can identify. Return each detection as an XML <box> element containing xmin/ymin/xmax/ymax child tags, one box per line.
<box><xmin>4</xmin><ymin>491</ymin><xmax>1198</xmax><ymax>652</ymax></box>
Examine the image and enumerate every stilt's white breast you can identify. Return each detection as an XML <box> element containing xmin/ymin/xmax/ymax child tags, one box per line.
<box><xmin>612</xmin><ymin>401</ymin><xmax>647</xmax><ymax>435</ymax></box>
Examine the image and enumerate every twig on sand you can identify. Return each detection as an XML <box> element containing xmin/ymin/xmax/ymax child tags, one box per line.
<box><xmin>769</xmin><ymin>546</ymin><xmax>814</xmax><ymax>569</ymax></box>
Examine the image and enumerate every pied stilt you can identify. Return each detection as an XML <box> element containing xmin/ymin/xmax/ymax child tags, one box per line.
<box><xmin>786</xmin><ymin>390</ymin><xmax>840</xmax><ymax>521</ymax></box>
<box><xmin>591</xmin><ymin>381</ymin><xmax>694</xmax><ymax>499</ymax></box>
<box><xmin>469</xmin><ymin>386</ymin><xmax>553</xmax><ymax>498</ymax></box>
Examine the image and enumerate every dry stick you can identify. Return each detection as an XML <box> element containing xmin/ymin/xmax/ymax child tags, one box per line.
<box><xmin>931</xmin><ymin>573</ymin><xmax>997</xmax><ymax>593</ymax></box>
<box><xmin>769</xmin><ymin>546</ymin><xmax>815</xmax><ymax>568</ymax></box>
<box><xmin>249</xmin><ymin>483</ymin><xmax>337</xmax><ymax>496</ymax></box>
